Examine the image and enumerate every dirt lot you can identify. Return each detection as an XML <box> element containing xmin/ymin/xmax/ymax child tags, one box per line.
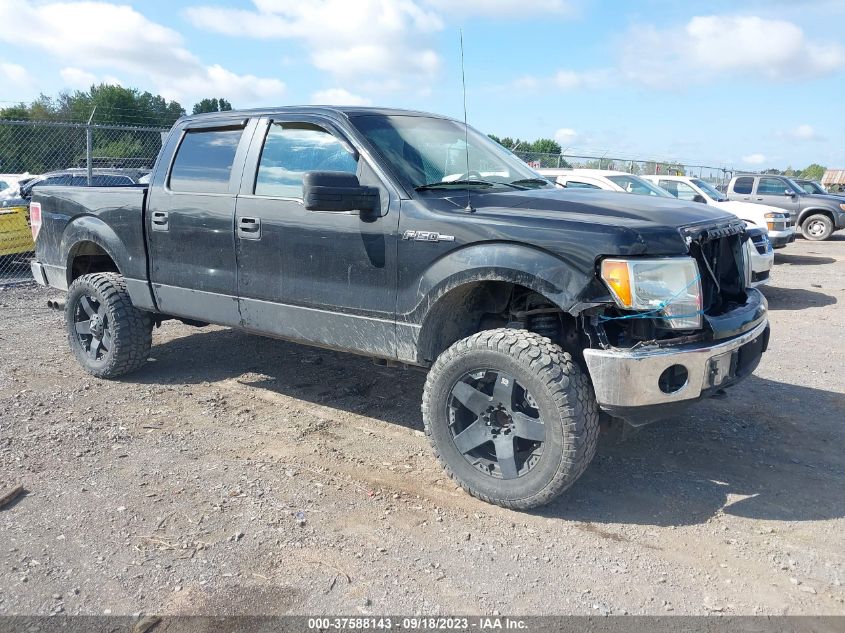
<box><xmin>1</xmin><ymin>236</ymin><xmax>843</xmax><ymax>617</ymax></box>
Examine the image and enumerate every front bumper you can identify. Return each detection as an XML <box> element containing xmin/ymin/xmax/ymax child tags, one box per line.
<box><xmin>769</xmin><ymin>231</ymin><xmax>796</xmax><ymax>248</ymax></box>
<box><xmin>584</xmin><ymin>313</ymin><xmax>769</xmax><ymax>426</ymax></box>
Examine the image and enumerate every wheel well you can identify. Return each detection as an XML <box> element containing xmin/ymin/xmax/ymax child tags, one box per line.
<box><xmin>418</xmin><ymin>281</ymin><xmax>577</xmax><ymax>363</ymax></box>
<box><xmin>68</xmin><ymin>241</ymin><xmax>119</xmax><ymax>283</ymax></box>
<box><xmin>799</xmin><ymin>209</ymin><xmax>834</xmax><ymax>226</ymax></box>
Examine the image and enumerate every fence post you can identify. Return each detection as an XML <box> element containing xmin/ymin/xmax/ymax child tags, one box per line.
<box><xmin>86</xmin><ymin>107</ymin><xmax>96</xmax><ymax>185</ymax></box>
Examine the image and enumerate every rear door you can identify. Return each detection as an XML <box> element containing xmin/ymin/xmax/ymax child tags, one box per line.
<box><xmin>233</xmin><ymin>115</ymin><xmax>400</xmax><ymax>357</ymax></box>
<box><xmin>146</xmin><ymin>118</ymin><xmax>256</xmax><ymax>325</ymax></box>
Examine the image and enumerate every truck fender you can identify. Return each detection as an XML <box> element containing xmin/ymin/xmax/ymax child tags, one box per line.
<box><xmin>403</xmin><ymin>242</ymin><xmax>594</xmax><ymax>363</ymax></box>
<box><xmin>61</xmin><ymin>215</ymin><xmax>130</xmax><ymax>284</ymax></box>
<box><xmin>797</xmin><ymin>207</ymin><xmax>835</xmax><ymax>226</ymax></box>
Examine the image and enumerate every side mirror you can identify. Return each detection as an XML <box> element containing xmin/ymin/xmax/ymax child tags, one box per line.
<box><xmin>693</xmin><ymin>194</ymin><xmax>706</xmax><ymax>204</ymax></box>
<box><xmin>303</xmin><ymin>171</ymin><xmax>378</xmax><ymax>213</ymax></box>
<box><xmin>784</xmin><ymin>189</ymin><xmax>795</xmax><ymax>196</ymax></box>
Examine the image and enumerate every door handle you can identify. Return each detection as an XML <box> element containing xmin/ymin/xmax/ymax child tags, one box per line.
<box><xmin>238</xmin><ymin>216</ymin><xmax>261</xmax><ymax>239</ymax></box>
<box><xmin>756</xmin><ymin>197</ymin><xmax>763</xmax><ymax>200</ymax></box>
<box><xmin>151</xmin><ymin>210</ymin><xmax>169</xmax><ymax>231</ymax></box>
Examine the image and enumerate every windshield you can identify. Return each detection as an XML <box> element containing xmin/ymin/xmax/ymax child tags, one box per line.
<box><xmin>798</xmin><ymin>180</ymin><xmax>824</xmax><ymax>194</ymax></box>
<box><xmin>690</xmin><ymin>178</ymin><xmax>728</xmax><ymax>201</ymax></box>
<box><xmin>349</xmin><ymin>114</ymin><xmax>552</xmax><ymax>191</ymax></box>
<box><xmin>784</xmin><ymin>177</ymin><xmax>806</xmax><ymax>193</ymax></box>
<box><xmin>606</xmin><ymin>174</ymin><xmax>673</xmax><ymax>197</ymax></box>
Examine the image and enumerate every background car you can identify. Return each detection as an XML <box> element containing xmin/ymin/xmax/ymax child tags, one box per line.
<box><xmin>793</xmin><ymin>179</ymin><xmax>827</xmax><ymax>195</ymax></box>
<box><xmin>642</xmin><ymin>174</ymin><xmax>795</xmax><ymax>248</ymax></box>
<box><xmin>0</xmin><ymin>168</ymin><xmax>149</xmax><ymax>258</ymax></box>
<box><xmin>537</xmin><ymin>168</ymin><xmax>674</xmax><ymax>197</ymax></box>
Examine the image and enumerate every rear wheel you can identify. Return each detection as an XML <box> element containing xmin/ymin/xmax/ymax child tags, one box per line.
<box><xmin>65</xmin><ymin>273</ymin><xmax>153</xmax><ymax>378</ymax></box>
<box><xmin>422</xmin><ymin>329</ymin><xmax>599</xmax><ymax>510</ymax></box>
<box><xmin>801</xmin><ymin>214</ymin><xmax>833</xmax><ymax>241</ymax></box>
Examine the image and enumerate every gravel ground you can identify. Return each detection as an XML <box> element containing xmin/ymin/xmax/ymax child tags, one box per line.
<box><xmin>0</xmin><ymin>236</ymin><xmax>843</xmax><ymax>617</ymax></box>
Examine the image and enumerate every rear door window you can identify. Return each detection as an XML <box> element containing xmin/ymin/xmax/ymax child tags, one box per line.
<box><xmin>169</xmin><ymin>128</ymin><xmax>244</xmax><ymax>193</ymax></box>
<box><xmin>733</xmin><ymin>177</ymin><xmax>753</xmax><ymax>194</ymax></box>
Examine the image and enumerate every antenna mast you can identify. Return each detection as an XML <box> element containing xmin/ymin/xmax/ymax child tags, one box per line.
<box><xmin>460</xmin><ymin>28</ymin><xmax>474</xmax><ymax>213</ymax></box>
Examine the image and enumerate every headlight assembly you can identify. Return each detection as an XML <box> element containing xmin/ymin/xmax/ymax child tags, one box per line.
<box><xmin>600</xmin><ymin>257</ymin><xmax>703</xmax><ymax>330</ymax></box>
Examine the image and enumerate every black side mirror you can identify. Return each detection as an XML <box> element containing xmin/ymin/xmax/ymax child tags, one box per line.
<box><xmin>693</xmin><ymin>194</ymin><xmax>706</xmax><ymax>203</ymax></box>
<box><xmin>303</xmin><ymin>171</ymin><xmax>378</xmax><ymax>213</ymax></box>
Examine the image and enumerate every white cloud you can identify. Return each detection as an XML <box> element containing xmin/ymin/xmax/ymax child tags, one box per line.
<box><xmin>60</xmin><ymin>67</ymin><xmax>98</xmax><ymax>88</ymax></box>
<box><xmin>786</xmin><ymin>124</ymin><xmax>823</xmax><ymax>141</ymax></box>
<box><xmin>622</xmin><ymin>15</ymin><xmax>844</xmax><ymax>85</ymax></box>
<box><xmin>311</xmin><ymin>88</ymin><xmax>372</xmax><ymax>105</ymax></box>
<box><xmin>554</xmin><ymin>128</ymin><xmax>578</xmax><ymax>145</ymax></box>
<box><xmin>185</xmin><ymin>0</ymin><xmax>442</xmax><ymax>87</ymax></box>
<box><xmin>742</xmin><ymin>153</ymin><xmax>767</xmax><ymax>165</ymax></box>
<box><xmin>0</xmin><ymin>1</ymin><xmax>285</xmax><ymax>106</ymax></box>
<box><xmin>422</xmin><ymin>0</ymin><xmax>574</xmax><ymax>17</ymax></box>
<box><xmin>1</xmin><ymin>61</ymin><xmax>28</xmax><ymax>85</ymax></box>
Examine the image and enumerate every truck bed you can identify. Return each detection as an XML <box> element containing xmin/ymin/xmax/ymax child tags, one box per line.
<box><xmin>32</xmin><ymin>185</ymin><xmax>149</xmax><ymax>291</ymax></box>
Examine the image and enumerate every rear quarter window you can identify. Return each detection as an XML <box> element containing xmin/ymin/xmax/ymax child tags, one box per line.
<box><xmin>733</xmin><ymin>177</ymin><xmax>754</xmax><ymax>195</ymax></box>
<box><xmin>169</xmin><ymin>128</ymin><xmax>244</xmax><ymax>193</ymax></box>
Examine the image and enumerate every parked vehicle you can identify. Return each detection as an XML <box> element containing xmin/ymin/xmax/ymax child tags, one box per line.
<box><xmin>642</xmin><ymin>175</ymin><xmax>795</xmax><ymax>249</ymax></box>
<box><xmin>743</xmin><ymin>227</ymin><xmax>774</xmax><ymax>287</ymax></box>
<box><xmin>725</xmin><ymin>174</ymin><xmax>845</xmax><ymax>241</ymax></box>
<box><xmin>538</xmin><ymin>168</ymin><xmax>673</xmax><ymax>197</ymax></box>
<box><xmin>792</xmin><ymin>179</ymin><xmax>827</xmax><ymax>195</ymax></box>
<box><xmin>0</xmin><ymin>169</ymin><xmax>148</xmax><ymax>258</ymax></box>
<box><xmin>30</xmin><ymin>107</ymin><xmax>769</xmax><ymax>509</ymax></box>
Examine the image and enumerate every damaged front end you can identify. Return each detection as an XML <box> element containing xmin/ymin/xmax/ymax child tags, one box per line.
<box><xmin>579</xmin><ymin>220</ymin><xmax>770</xmax><ymax>425</ymax></box>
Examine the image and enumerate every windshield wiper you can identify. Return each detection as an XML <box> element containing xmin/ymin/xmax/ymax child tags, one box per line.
<box><xmin>509</xmin><ymin>178</ymin><xmax>551</xmax><ymax>188</ymax></box>
<box><xmin>415</xmin><ymin>179</ymin><xmax>524</xmax><ymax>191</ymax></box>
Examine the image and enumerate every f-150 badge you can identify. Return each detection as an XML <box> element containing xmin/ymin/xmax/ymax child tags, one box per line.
<box><xmin>402</xmin><ymin>230</ymin><xmax>455</xmax><ymax>242</ymax></box>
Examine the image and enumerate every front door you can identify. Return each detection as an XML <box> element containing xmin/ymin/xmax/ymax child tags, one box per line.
<box><xmin>755</xmin><ymin>176</ymin><xmax>800</xmax><ymax>221</ymax></box>
<box><xmin>234</xmin><ymin>116</ymin><xmax>400</xmax><ymax>358</ymax></box>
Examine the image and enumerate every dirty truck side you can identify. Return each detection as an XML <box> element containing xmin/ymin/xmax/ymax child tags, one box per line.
<box><xmin>30</xmin><ymin>107</ymin><xmax>769</xmax><ymax>510</ymax></box>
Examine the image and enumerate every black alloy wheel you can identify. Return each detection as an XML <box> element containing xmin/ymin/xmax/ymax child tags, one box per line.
<box><xmin>447</xmin><ymin>369</ymin><xmax>546</xmax><ymax>480</ymax></box>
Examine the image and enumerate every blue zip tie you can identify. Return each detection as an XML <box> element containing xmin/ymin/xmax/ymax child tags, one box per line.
<box><xmin>599</xmin><ymin>274</ymin><xmax>703</xmax><ymax>322</ymax></box>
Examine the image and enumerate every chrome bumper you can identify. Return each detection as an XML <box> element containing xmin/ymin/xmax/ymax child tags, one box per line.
<box><xmin>583</xmin><ymin>319</ymin><xmax>769</xmax><ymax>410</ymax></box>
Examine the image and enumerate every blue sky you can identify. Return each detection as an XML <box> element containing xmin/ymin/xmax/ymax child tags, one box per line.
<box><xmin>1</xmin><ymin>0</ymin><xmax>843</xmax><ymax>170</ymax></box>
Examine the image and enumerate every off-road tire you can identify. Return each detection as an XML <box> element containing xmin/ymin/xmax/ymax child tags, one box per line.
<box><xmin>801</xmin><ymin>214</ymin><xmax>834</xmax><ymax>241</ymax></box>
<box><xmin>422</xmin><ymin>329</ymin><xmax>599</xmax><ymax>510</ymax></box>
<box><xmin>65</xmin><ymin>273</ymin><xmax>153</xmax><ymax>378</ymax></box>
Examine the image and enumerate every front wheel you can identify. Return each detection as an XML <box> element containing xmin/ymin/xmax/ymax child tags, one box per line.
<box><xmin>65</xmin><ymin>273</ymin><xmax>153</xmax><ymax>378</ymax></box>
<box><xmin>802</xmin><ymin>214</ymin><xmax>834</xmax><ymax>241</ymax></box>
<box><xmin>422</xmin><ymin>329</ymin><xmax>599</xmax><ymax>510</ymax></box>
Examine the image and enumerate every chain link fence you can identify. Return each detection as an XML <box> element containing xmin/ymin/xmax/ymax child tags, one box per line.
<box><xmin>514</xmin><ymin>151</ymin><xmax>735</xmax><ymax>185</ymax></box>
<box><xmin>0</xmin><ymin>119</ymin><xmax>167</xmax><ymax>286</ymax></box>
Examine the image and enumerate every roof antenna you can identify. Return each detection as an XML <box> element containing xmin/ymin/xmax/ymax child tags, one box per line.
<box><xmin>460</xmin><ymin>28</ymin><xmax>474</xmax><ymax>213</ymax></box>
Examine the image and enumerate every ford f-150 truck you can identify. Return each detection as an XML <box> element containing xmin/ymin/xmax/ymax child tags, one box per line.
<box><xmin>30</xmin><ymin>107</ymin><xmax>769</xmax><ymax>509</ymax></box>
<box><xmin>725</xmin><ymin>174</ymin><xmax>845</xmax><ymax>241</ymax></box>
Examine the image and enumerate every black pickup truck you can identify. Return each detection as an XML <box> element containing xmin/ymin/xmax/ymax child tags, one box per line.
<box><xmin>30</xmin><ymin>107</ymin><xmax>769</xmax><ymax>509</ymax></box>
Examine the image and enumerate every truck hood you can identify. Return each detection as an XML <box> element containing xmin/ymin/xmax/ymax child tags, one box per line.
<box><xmin>438</xmin><ymin>188</ymin><xmax>738</xmax><ymax>228</ymax></box>
<box><xmin>798</xmin><ymin>192</ymin><xmax>845</xmax><ymax>207</ymax></box>
<box><xmin>428</xmin><ymin>187</ymin><xmax>742</xmax><ymax>259</ymax></box>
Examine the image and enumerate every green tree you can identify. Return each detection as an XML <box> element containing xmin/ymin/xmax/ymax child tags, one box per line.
<box><xmin>528</xmin><ymin>138</ymin><xmax>562</xmax><ymax>154</ymax></box>
<box><xmin>192</xmin><ymin>98</ymin><xmax>233</xmax><ymax>114</ymax></box>
<box><xmin>0</xmin><ymin>85</ymin><xmax>185</xmax><ymax>173</ymax></box>
<box><xmin>800</xmin><ymin>163</ymin><xmax>826</xmax><ymax>180</ymax></box>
